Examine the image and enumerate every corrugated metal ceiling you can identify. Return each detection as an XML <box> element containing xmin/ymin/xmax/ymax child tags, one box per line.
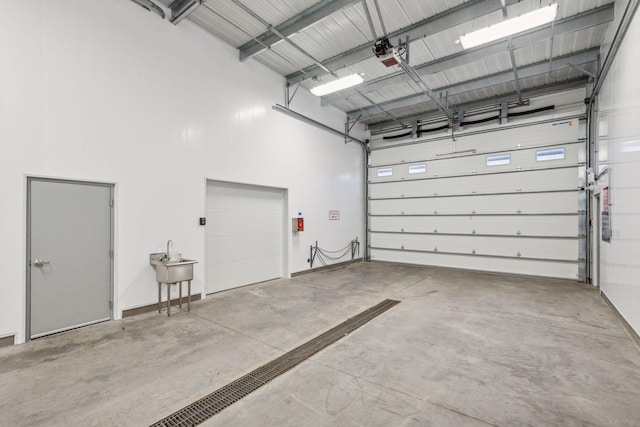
<box><xmin>154</xmin><ymin>0</ymin><xmax>615</xmax><ymax>131</ymax></box>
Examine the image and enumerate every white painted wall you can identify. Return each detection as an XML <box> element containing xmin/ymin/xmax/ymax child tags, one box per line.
<box><xmin>594</xmin><ymin>3</ymin><xmax>640</xmax><ymax>336</ymax></box>
<box><xmin>0</xmin><ymin>0</ymin><xmax>364</xmax><ymax>344</ymax></box>
<box><xmin>600</xmin><ymin>0</ymin><xmax>631</xmax><ymax>59</ymax></box>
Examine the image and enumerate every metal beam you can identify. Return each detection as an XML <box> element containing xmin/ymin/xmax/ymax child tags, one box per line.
<box><xmin>372</xmin><ymin>0</ymin><xmax>387</xmax><ymax>36</ymax></box>
<box><xmin>397</xmin><ymin>58</ymin><xmax>454</xmax><ymax>120</ymax></box>
<box><xmin>272</xmin><ymin>104</ymin><xmax>366</xmax><ymax>146</ymax></box>
<box><xmin>367</xmin><ymin>78</ymin><xmax>589</xmax><ymax>133</ymax></box>
<box><xmin>500</xmin><ymin>101</ymin><xmax>509</xmax><ymax>125</ymax></box>
<box><xmin>226</xmin><ymin>0</ymin><xmax>402</xmax><ymax>124</ymax></box>
<box><xmin>507</xmin><ymin>39</ymin><xmax>522</xmax><ymax>104</ymax></box>
<box><xmin>230</xmin><ymin>0</ymin><xmax>333</xmax><ymax>74</ymax></box>
<box><xmin>201</xmin><ymin>2</ymin><xmax>315</xmax><ymax>81</ymax></box>
<box><xmin>238</xmin><ymin>0</ymin><xmax>361</xmax><ymax>61</ymax></box>
<box><xmin>287</xmin><ymin>0</ymin><xmax>521</xmax><ymax>84</ymax></box>
<box><xmin>568</xmin><ymin>63</ymin><xmax>597</xmax><ymax>79</ymax></box>
<box><xmin>352</xmin><ymin>88</ymin><xmax>405</xmax><ymax>127</ymax></box>
<box><xmin>321</xmin><ymin>4</ymin><xmax>613</xmax><ymax>106</ymax></box>
<box><xmin>361</xmin><ymin>0</ymin><xmax>377</xmax><ymax>40</ymax></box>
<box><xmin>348</xmin><ymin>48</ymin><xmax>599</xmax><ymax>119</ymax></box>
<box><xmin>168</xmin><ymin>0</ymin><xmax>200</xmax><ymax>24</ymax></box>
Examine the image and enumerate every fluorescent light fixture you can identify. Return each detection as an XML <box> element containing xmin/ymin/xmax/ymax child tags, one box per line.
<box><xmin>310</xmin><ymin>73</ymin><xmax>363</xmax><ymax>96</ymax></box>
<box><xmin>459</xmin><ymin>3</ymin><xmax>558</xmax><ymax>49</ymax></box>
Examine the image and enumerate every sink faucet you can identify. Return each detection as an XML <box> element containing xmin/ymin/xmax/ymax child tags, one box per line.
<box><xmin>166</xmin><ymin>240</ymin><xmax>173</xmax><ymax>260</ymax></box>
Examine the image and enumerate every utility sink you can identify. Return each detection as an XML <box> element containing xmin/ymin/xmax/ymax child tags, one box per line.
<box><xmin>150</xmin><ymin>253</ymin><xmax>197</xmax><ymax>283</ymax></box>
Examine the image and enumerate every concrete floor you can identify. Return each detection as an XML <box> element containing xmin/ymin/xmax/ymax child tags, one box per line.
<box><xmin>1</xmin><ymin>262</ymin><xmax>640</xmax><ymax>426</ymax></box>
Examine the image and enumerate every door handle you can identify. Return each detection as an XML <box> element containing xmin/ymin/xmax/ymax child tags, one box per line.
<box><xmin>33</xmin><ymin>259</ymin><xmax>51</xmax><ymax>267</ymax></box>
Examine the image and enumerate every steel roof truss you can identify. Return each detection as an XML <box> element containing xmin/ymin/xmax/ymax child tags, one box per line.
<box><xmin>238</xmin><ymin>0</ymin><xmax>361</xmax><ymax>61</ymax></box>
<box><xmin>367</xmin><ymin>78</ymin><xmax>588</xmax><ymax>133</ymax></box>
<box><xmin>287</xmin><ymin>0</ymin><xmax>521</xmax><ymax>84</ymax></box>
<box><xmin>321</xmin><ymin>4</ymin><xmax>613</xmax><ymax>106</ymax></box>
<box><xmin>350</xmin><ymin>48</ymin><xmax>599</xmax><ymax>121</ymax></box>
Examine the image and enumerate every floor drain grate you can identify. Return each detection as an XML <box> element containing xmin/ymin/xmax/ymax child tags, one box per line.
<box><xmin>150</xmin><ymin>298</ymin><xmax>400</xmax><ymax>427</ymax></box>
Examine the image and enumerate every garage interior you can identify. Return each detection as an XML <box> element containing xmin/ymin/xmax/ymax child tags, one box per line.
<box><xmin>1</xmin><ymin>0</ymin><xmax>639</xmax><ymax>425</ymax></box>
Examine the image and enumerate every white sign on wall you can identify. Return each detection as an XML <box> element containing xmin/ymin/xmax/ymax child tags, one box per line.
<box><xmin>329</xmin><ymin>210</ymin><xmax>340</xmax><ymax>220</ymax></box>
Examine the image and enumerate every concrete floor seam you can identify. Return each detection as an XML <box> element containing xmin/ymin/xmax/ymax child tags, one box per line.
<box><xmin>429</xmin><ymin>401</ymin><xmax>500</xmax><ymax>427</ymax></box>
<box><xmin>186</xmin><ymin>309</ymin><xmax>287</xmax><ymax>354</ymax></box>
<box><xmin>306</xmin><ymin>357</ymin><xmax>426</xmax><ymax>401</ymax></box>
<box><xmin>389</xmin><ymin>275</ymin><xmax>434</xmax><ymax>299</ymax></box>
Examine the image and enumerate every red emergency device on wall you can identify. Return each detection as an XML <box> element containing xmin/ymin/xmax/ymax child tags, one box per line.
<box><xmin>296</xmin><ymin>217</ymin><xmax>304</xmax><ymax>232</ymax></box>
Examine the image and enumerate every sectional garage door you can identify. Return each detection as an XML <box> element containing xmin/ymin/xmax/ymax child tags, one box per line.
<box><xmin>206</xmin><ymin>181</ymin><xmax>285</xmax><ymax>294</ymax></box>
<box><xmin>368</xmin><ymin>118</ymin><xmax>587</xmax><ymax>280</ymax></box>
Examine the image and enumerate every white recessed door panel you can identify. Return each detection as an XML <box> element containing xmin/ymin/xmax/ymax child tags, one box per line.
<box><xmin>206</xmin><ymin>181</ymin><xmax>285</xmax><ymax>294</ymax></box>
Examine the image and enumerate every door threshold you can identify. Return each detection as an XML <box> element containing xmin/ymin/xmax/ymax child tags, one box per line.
<box><xmin>30</xmin><ymin>317</ymin><xmax>111</xmax><ymax>340</ymax></box>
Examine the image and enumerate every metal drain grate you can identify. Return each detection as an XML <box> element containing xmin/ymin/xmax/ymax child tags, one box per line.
<box><xmin>150</xmin><ymin>298</ymin><xmax>400</xmax><ymax>427</ymax></box>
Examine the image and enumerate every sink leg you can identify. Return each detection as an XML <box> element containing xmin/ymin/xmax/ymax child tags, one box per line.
<box><xmin>158</xmin><ymin>282</ymin><xmax>161</xmax><ymax>313</ymax></box>
<box><xmin>179</xmin><ymin>281</ymin><xmax>183</xmax><ymax>308</ymax></box>
<box><xmin>167</xmin><ymin>283</ymin><xmax>171</xmax><ymax>317</ymax></box>
<box><xmin>187</xmin><ymin>280</ymin><xmax>191</xmax><ymax>312</ymax></box>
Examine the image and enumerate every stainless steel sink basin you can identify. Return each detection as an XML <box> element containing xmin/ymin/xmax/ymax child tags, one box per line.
<box><xmin>150</xmin><ymin>253</ymin><xmax>197</xmax><ymax>283</ymax></box>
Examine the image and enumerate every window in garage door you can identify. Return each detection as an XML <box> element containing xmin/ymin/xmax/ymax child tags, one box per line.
<box><xmin>368</xmin><ymin>118</ymin><xmax>587</xmax><ymax>280</ymax></box>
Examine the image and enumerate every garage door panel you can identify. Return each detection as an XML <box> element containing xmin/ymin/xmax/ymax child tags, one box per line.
<box><xmin>208</xmin><ymin>184</ymin><xmax>284</xmax><ymax>208</ymax></box>
<box><xmin>370</xmin><ymin>192</ymin><xmax>579</xmax><ymax>215</ymax></box>
<box><xmin>370</xmin><ymin>144</ymin><xmax>581</xmax><ymax>184</ymax></box>
<box><xmin>453</xmin><ymin>122</ymin><xmax>579</xmax><ymax>153</ymax></box>
<box><xmin>370</xmin><ymin>233</ymin><xmax>577</xmax><ymax>259</ymax></box>
<box><xmin>207</xmin><ymin>233</ymin><xmax>282</xmax><ymax>262</ymax></box>
<box><xmin>208</xmin><ymin>209</ymin><xmax>283</xmax><ymax>236</ymax></box>
<box><xmin>371</xmin><ymin>119</ymin><xmax>579</xmax><ymax>165</ymax></box>
<box><xmin>206</xmin><ymin>256</ymin><xmax>282</xmax><ymax>293</ymax></box>
<box><xmin>370</xmin><ymin>215</ymin><xmax>579</xmax><ymax>237</ymax></box>
<box><xmin>370</xmin><ymin>168</ymin><xmax>579</xmax><ymax>199</ymax></box>
<box><xmin>369</xmin><ymin>249</ymin><xmax>578</xmax><ymax>279</ymax></box>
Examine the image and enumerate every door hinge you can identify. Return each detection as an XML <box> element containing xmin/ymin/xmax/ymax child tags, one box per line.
<box><xmin>109</xmin><ymin>300</ymin><xmax>113</xmax><ymax>309</ymax></box>
<box><xmin>109</xmin><ymin>199</ymin><xmax>114</xmax><ymax>207</ymax></box>
<box><xmin>109</xmin><ymin>250</ymin><xmax>114</xmax><ymax>259</ymax></box>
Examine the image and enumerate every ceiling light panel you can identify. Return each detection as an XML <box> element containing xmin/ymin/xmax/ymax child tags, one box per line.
<box><xmin>310</xmin><ymin>73</ymin><xmax>364</xmax><ymax>96</ymax></box>
<box><xmin>459</xmin><ymin>4</ymin><xmax>558</xmax><ymax>49</ymax></box>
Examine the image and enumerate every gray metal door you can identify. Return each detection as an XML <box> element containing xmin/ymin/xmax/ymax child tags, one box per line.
<box><xmin>28</xmin><ymin>179</ymin><xmax>113</xmax><ymax>338</ymax></box>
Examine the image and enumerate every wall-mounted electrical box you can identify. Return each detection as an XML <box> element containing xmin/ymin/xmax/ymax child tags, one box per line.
<box><xmin>292</xmin><ymin>217</ymin><xmax>304</xmax><ymax>233</ymax></box>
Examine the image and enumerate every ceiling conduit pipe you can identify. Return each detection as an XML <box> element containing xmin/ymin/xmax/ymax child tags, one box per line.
<box><xmin>128</xmin><ymin>0</ymin><xmax>166</xmax><ymax>19</ymax></box>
